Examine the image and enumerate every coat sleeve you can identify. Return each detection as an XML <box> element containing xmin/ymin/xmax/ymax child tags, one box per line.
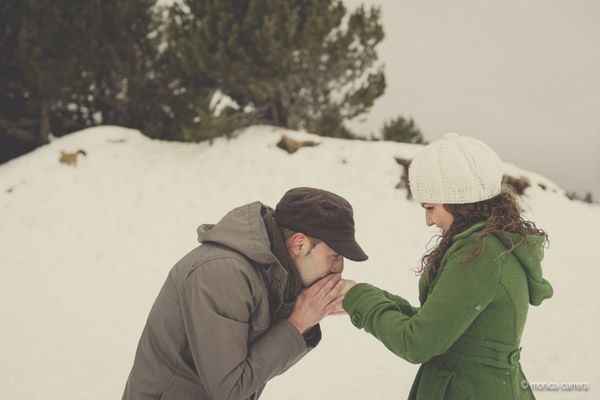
<box><xmin>378</xmin><ymin>288</ymin><xmax>420</xmax><ymax>317</ymax></box>
<box><xmin>342</xmin><ymin>243</ymin><xmax>501</xmax><ymax>364</ymax></box>
<box><xmin>177</xmin><ymin>257</ymin><xmax>309</xmax><ymax>400</ymax></box>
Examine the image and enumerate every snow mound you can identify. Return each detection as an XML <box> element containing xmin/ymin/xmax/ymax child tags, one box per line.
<box><xmin>1</xmin><ymin>125</ymin><xmax>598</xmax><ymax>400</ymax></box>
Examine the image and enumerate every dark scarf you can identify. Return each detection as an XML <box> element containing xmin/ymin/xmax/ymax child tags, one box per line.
<box><xmin>262</xmin><ymin>211</ymin><xmax>303</xmax><ymax>321</ymax></box>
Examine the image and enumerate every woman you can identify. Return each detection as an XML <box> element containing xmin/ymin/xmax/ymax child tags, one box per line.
<box><xmin>342</xmin><ymin>133</ymin><xmax>553</xmax><ymax>399</ymax></box>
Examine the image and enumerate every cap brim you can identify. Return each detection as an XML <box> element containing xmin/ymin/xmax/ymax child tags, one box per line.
<box><xmin>324</xmin><ymin>238</ymin><xmax>368</xmax><ymax>262</ymax></box>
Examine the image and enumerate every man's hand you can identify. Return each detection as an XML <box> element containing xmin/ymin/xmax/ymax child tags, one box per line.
<box><xmin>329</xmin><ymin>279</ymin><xmax>357</xmax><ymax>315</ymax></box>
<box><xmin>287</xmin><ymin>274</ymin><xmax>345</xmax><ymax>334</ymax></box>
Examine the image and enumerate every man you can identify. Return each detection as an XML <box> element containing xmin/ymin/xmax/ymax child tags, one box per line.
<box><xmin>123</xmin><ymin>187</ymin><xmax>368</xmax><ymax>400</ymax></box>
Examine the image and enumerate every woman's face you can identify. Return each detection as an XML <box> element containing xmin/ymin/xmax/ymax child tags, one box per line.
<box><xmin>421</xmin><ymin>203</ymin><xmax>454</xmax><ymax>234</ymax></box>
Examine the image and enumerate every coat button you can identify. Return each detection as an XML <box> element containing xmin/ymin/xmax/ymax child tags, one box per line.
<box><xmin>508</xmin><ymin>348</ymin><xmax>521</xmax><ymax>365</ymax></box>
<box><xmin>350</xmin><ymin>312</ymin><xmax>362</xmax><ymax>327</ymax></box>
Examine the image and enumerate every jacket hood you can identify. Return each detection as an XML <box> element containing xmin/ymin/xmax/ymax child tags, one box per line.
<box><xmin>454</xmin><ymin>222</ymin><xmax>553</xmax><ymax>306</ymax></box>
<box><xmin>492</xmin><ymin>229</ymin><xmax>553</xmax><ymax>305</ymax></box>
<box><xmin>197</xmin><ymin>202</ymin><xmax>278</xmax><ymax>265</ymax></box>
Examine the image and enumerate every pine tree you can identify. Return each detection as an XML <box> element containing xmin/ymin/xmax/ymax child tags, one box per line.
<box><xmin>0</xmin><ymin>0</ymin><xmax>167</xmax><ymax>163</ymax></box>
<box><xmin>53</xmin><ymin>0</ymin><xmax>166</xmax><ymax>137</ymax></box>
<box><xmin>0</xmin><ymin>0</ymin><xmax>91</xmax><ymax>148</ymax></box>
<box><xmin>164</xmin><ymin>0</ymin><xmax>386</xmax><ymax>140</ymax></box>
<box><xmin>381</xmin><ymin>116</ymin><xmax>427</xmax><ymax>144</ymax></box>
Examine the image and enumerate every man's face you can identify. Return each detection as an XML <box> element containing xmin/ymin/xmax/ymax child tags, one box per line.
<box><xmin>293</xmin><ymin>240</ymin><xmax>344</xmax><ymax>287</ymax></box>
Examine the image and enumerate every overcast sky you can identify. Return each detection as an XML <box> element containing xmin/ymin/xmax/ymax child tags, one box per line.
<box><xmin>344</xmin><ymin>0</ymin><xmax>600</xmax><ymax>199</ymax></box>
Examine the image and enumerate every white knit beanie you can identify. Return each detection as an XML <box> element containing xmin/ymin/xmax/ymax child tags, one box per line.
<box><xmin>408</xmin><ymin>133</ymin><xmax>503</xmax><ymax>204</ymax></box>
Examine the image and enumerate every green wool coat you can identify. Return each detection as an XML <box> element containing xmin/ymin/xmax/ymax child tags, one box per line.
<box><xmin>343</xmin><ymin>222</ymin><xmax>553</xmax><ymax>400</ymax></box>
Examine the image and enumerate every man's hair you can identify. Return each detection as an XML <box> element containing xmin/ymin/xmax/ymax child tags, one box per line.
<box><xmin>280</xmin><ymin>227</ymin><xmax>323</xmax><ymax>255</ymax></box>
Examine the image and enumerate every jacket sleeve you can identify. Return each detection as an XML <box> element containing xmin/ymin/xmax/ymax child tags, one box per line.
<box><xmin>177</xmin><ymin>257</ymin><xmax>309</xmax><ymax>400</ymax></box>
<box><xmin>342</xmin><ymin>244</ymin><xmax>501</xmax><ymax>364</ymax></box>
<box><xmin>378</xmin><ymin>288</ymin><xmax>420</xmax><ymax>317</ymax></box>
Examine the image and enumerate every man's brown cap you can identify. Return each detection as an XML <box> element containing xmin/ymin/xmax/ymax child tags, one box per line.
<box><xmin>275</xmin><ymin>187</ymin><xmax>368</xmax><ymax>262</ymax></box>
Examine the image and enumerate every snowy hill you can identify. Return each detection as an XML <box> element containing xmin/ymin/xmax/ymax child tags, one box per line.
<box><xmin>1</xmin><ymin>125</ymin><xmax>598</xmax><ymax>399</ymax></box>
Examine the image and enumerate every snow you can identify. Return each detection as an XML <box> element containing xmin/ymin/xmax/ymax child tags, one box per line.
<box><xmin>1</xmin><ymin>125</ymin><xmax>598</xmax><ymax>399</ymax></box>
<box><xmin>209</xmin><ymin>89</ymin><xmax>241</xmax><ymax>117</ymax></box>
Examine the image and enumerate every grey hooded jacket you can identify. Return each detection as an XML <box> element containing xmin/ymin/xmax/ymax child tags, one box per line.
<box><xmin>123</xmin><ymin>202</ymin><xmax>317</xmax><ymax>400</ymax></box>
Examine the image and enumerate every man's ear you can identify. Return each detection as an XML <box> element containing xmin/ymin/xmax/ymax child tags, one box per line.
<box><xmin>287</xmin><ymin>232</ymin><xmax>308</xmax><ymax>257</ymax></box>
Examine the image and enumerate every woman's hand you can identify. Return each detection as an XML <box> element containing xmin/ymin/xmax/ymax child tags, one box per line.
<box><xmin>329</xmin><ymin>279</ymin><xmax>358</xmax><ymax>315</ymax></box>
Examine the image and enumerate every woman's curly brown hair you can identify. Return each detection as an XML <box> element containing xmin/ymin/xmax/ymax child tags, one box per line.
<box><xmin>419</xmin><ymin>187</ymin><xmax>548</xmax><ymax>280</ymax></box>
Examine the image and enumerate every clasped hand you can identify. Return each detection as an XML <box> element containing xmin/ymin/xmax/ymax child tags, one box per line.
<box><xmin>288</xmin><ymin>274</ymin><xmax>357</xmax><ymax>333</ymax></box>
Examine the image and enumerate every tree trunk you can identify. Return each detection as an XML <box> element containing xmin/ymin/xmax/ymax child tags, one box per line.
<box><xmin>39</xmin><ymin>100</ymin><xmax>50</xmax><ymax>144</ymax></box>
